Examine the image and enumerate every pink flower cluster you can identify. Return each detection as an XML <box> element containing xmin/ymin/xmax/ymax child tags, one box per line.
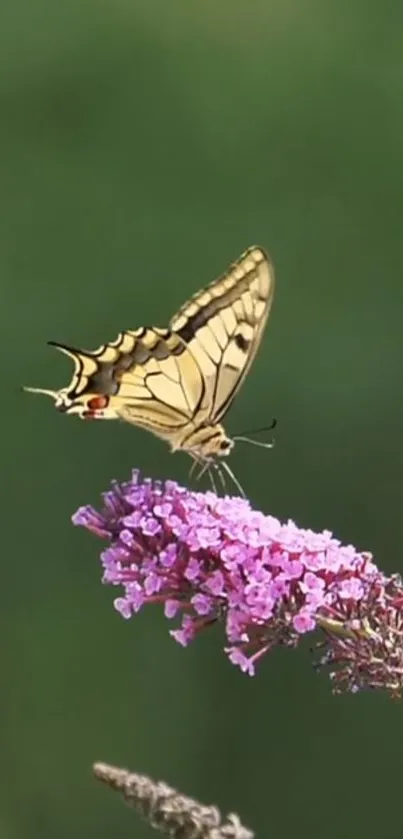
<box><xmin>73</xmin><ymin>470</ymin><xmax>403</xmax><ymax>696</ymax></box>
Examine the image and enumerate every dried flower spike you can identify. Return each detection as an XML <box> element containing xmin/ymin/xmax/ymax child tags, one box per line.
<box><xmin>93</xmin><ymin>761</ymin><xmax>253</xmax><ymax>839</ymax></box>
<box><xmin>74</xmin><ymin>471</ymin><xmax>403</xmax><ymax>697</ymax></box>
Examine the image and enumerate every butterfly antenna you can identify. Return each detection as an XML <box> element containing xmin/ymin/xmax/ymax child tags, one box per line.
<box><xmin>233</xmin><ymin>418</ymin><xmax>277</xmax><ymax>450</ymax></box>
<box><xmin>235</xmin><ymin>419</ymin><xmax>277</xmax><ymax>436</ymax></box>
<box><xmin>233</xmin><ymin>436</ymin><xmax>275</xmax><ymax>450</ymax></box>
<box><xmin>220</xmin><ymin>460</ymin><xmax>246</xmax><ymax>499</ymax></box>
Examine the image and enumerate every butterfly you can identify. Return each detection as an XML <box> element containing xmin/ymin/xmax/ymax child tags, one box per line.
<box><xmin>24</xmin><ymin>246</ymin><xmax>275</xmax><ymax>494</ymax></box>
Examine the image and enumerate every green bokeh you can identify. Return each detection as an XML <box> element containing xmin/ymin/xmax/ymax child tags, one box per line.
<box><xmin>3</xmin><ymin>2</ymin><xmax>403</xmax><ymax>837</ymax></box>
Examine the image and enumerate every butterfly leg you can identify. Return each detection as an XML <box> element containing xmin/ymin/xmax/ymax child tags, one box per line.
<box><xmin>207</xmin><ymin>465</ymin><xmax>218</xmax><ymax>494</ymax></box>
<box><xmin>214</xmin><ymin>461</ymin><xmax>227</xmax><ymax>494</ymax></box>
<box><xmin>189</xmin><ymin>457</ymin><xmax>201</xmax><ymax>479</ymax></box>
<box><xmin>220</xmin><ymin>460</ymin><xmax>246</xmax><ymax>499</ymax></box>
<box><xmin>195</xmin><ymin>459</ymin><xmax>218</xmax><ymax>493</ymax></box>
<box><xmin>195</xmin><ymin>460</ymin><xmax>210</xmax><ymax>483</ymax></box>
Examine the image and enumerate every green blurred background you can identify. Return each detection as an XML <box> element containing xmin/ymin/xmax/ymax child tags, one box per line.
<box><xmin>3</xmin><ymin>1</ymin><xmax>403</xmax><ymax>837</ymax></box>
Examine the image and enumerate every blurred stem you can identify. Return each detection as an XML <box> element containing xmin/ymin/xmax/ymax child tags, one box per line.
<box><xmin>93</xmin><ymin>761</ymin><xmax>254</xmax><ymax>839</ymax></box>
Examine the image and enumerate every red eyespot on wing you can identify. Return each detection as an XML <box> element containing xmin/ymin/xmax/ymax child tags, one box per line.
<box><xmin>87</xmin><ymin>395</ymin><xmax>109</xmax><ymax>411</ymax></box>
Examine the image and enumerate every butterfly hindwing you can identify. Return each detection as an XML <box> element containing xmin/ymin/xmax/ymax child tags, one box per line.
<box><xmin>116</xmin><ymin>328</ymin><xmax>204</xmax><ymax>433</ymax></box>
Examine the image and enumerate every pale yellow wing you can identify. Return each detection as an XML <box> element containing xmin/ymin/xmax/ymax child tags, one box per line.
<box><xmin>169</xmin><ymin>246</ymin><xmax>274</xmax><ymax>423</ymax></box>
<box><xmin>51</xmin><ymin>327</ymin><xmax>204</xmax><ymax>437</ymax></box>
<box><xmin>110</xmin><ymin>327</ymin><xmax>203</xmax><ymax>435</ymax></box>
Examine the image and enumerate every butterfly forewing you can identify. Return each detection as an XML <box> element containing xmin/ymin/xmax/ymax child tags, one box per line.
<box><xmin>169</xmin><ymin>246</ymin><xmax>274</xmax><ymax>424</ymax></box>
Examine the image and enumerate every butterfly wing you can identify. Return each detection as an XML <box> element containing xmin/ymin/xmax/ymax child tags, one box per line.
<box><xmin>169</xmin><ymin>246</ymin><xmax>274</xmax><ymax>424</ymax></box>
<box><xmin>111</xmin><ymin>327</ymin><xmax>204</xmax><ymax>439</ymax></box>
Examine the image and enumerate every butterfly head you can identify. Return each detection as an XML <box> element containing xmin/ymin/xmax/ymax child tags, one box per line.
<box><xmin>216</xmin><ymin>435</ymin><xmax>234</xmax><ymax>457</ymax></box>
<box><xmin>182</xmin><ymin>423</ymin><xmax>235</xmax><ymax>461</ymax></box>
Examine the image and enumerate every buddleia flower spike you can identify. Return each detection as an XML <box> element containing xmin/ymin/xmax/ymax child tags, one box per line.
<box><xmin>73</xmin><ymin>470</ymin><xmax>403</xmax><ymax>698</ymax></box>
